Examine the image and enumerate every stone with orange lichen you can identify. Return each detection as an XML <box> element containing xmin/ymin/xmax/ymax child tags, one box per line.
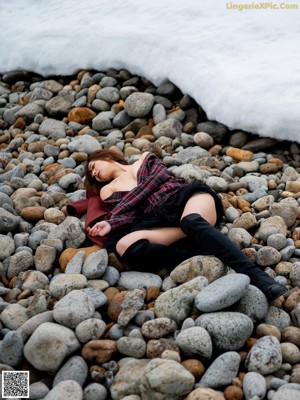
<box><xmin>107</xmin><ymin>291</ymin><xmax>128</xmax><ymax>322</ymax></box>
<box><xmin>20</xmin><ymin>206</ymin><xmax>46</xmax><ymax>221</ymax></box>
<box><xmin>256</xmin><ymin>323</ymin><xmax>281</xmax><ymax>341</ymax></box>
<box><xmin>285</xmin><ymin>290</ymin><xmax>300</xmax><ymax>313</ymax></box>
<box><xmin>136</xmin><ymin>125</ymin><xmax>153</xmax><ymax>138</ymax></box>
<box><xmin>145</xmin><ymin>287</ymin><xmax>160</xmax><ymax>303</ymax></box>
<box><xmin>269</xmin><ymin>157</ymin><xmax>284</xmax><ymax>169</ymax></box>
<box><xmin>13</xmin><ymin>117</ymin><xmax>26</xmax><ymax>130</ymax></box>
<box><xmin>226</xmin><ymin>147</ymin><xmax>253</xmax><ymax>162</ymax></box>
<box><xmin>104</xmin><ymin>287</ymin><xmax>120</xmax><ymax>304</ymax></box>
<box><xmin>224</xmin><ymin>385</ymin><xmax>243</xmax><ymax>400</ymax></box>
<box><xmin>282</xmin><ymin>327</ymin><xmax>300</xmax><ymax>347</ymax></box>
<box><xmin>59</xmin><ymin>245</ymin><xmax>101</xmax><ymax>271</ymax></box>
<box><xmin>82</xmin><ymin>340</ymin><xmax>117</xmax><ymax>364</ymax></box>
<box><xmin>181</xmin><ymin>359</ymin><xmax>205</xmax><ymax>380</ymax></box>
<box><xmin>259</xmin><ymin>162</ymin><xmax>278</xmax><ymax>174</ymax></box>
<box><xmin>236</xmin><ymin>198</ymin><xmax>250</xmax><ymax>210</ymax></box>
<box><xmin>146</xmin><ymin>338</ymin><xmax>180</xmax><ymax>359</ymax></box>
<box><xmin>68</xmin><ymin>107</ymin><xmax>96</xmax><ymax>124</ymax></box>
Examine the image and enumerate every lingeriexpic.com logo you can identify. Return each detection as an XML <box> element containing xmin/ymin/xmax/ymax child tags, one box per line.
<box><xmin>226</xmin><ymin>2</ymin><xmax>299</xmax><ymax>10</ymax></box>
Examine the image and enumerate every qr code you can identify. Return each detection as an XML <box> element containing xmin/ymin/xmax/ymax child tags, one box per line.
<box><xmin>2</xmin><ymin>371</ymin><xmax>29</xmax><ymax>399</ymax></box>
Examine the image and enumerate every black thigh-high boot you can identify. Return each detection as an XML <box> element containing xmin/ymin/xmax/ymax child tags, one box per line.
<box><xmin>180</xmin><ymin>213</ymin><xmax>288</xmax><ymax>302</ymax></box>
<box><xmin>120</xmin><ymin>239</ymin><xmax>198</xmax><ymax>273</ymax></box>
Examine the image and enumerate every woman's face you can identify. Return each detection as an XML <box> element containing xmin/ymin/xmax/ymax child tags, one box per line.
<box><xmin>88</xmin><ymin>159</ymin><xmax>115</xmax><ymax>182</ymax></box>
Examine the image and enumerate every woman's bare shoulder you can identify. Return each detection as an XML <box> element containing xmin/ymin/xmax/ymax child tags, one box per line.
<box><xmin>140</xmin><ymin>151</ymin><xmax>150</xmax><ymax>161</ymax></box>
<box><xmin>100</xmin><ymin>184</ymin><xmax>114</xmax><ymax>201</ymax></box>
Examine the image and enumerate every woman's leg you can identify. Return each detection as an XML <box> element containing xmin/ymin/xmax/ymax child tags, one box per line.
<box><xmin>180</xmin><ymin>194</ymin><xmax>288</xmax><ymax>302</ymax></box>
<box><xmin>116</xmin><ymin>228</ymin><xmax>198</xmax><ymax>272</ymax></box>
<box><xmin>116</xmin><ymin>227</ymin><xmax>186</xmax><ymax>257</ymax></box>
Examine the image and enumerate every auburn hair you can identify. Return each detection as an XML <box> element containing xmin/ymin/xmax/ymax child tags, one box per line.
<box><xmin>84</xmin><ymin>149</ymin><xmax>128</xmax><ymax>194</ymax></box>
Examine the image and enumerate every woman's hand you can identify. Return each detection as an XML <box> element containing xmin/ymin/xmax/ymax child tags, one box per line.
<box><xmin>87</xmin><ymin>221</ymin><xmax>111</xmax><ymax>236</ymax></box>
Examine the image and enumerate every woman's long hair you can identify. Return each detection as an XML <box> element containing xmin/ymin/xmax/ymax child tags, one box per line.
<box><xmin>84</xmin><ymin>149</ymin><xmax>128</xmax><ymax>194</ymax></box>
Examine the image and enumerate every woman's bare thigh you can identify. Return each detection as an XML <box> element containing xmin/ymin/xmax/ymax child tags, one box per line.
<box><xmin>116</xmin><ymin>227</ymin><xmax>186</xmax><ymax>257</ymax></box>
<box><xmin>181</xmin><ymin>193</ymin><xmax>217</xmax><ymax>225</ymax></box>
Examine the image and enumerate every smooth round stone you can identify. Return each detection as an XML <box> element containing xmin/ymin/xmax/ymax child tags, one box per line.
<box><xmin>273</xmin><ymin>388</ymin><xmax>300</xmax><ymax>400</ymax></box>
<box><xmin>97</xmin><ymin>86</ymin><xmax>120</xmax><ymax>103</ymax></box>
<box><xmin>34</xmin><ymin>244</ymin><xmax>57</xmax><ymax>274</ymax></box>
<box><xmin>44</xmin><ymin>208</ymin><xmax>65</xmax><ymax>224</ymax></box>
<box><xmin>195</xmin><ymin>273</ymin><xmax>250</xmax><ymax>312</ymax></box>
<box><xmin>186</xmin><ymin>388</ymin><xmax>225</xmax><ymax>400</ymax></box>
<box><xmin>243</xmin><ymin>371</ymin><xmax>266</xmax><ymax>400</ymax></box>
<box><xmin>281</xmin><ymin>245</ymin><xmax>296</xmax><ymax>261</ymax></box>
<box><xmin>152</xmin><ymin>118</ymin><xmax>182</xmax><ymax>139</ymax></box>
<box><xmin>17</xmin><ymin>310</ymin><xmax>54</xmax><ymax>342</ymax></box>
<box><xmin>258</xmin><ymin>216</ymin><xmax>287</xmax><ymax>242</ymax></box>
<box><xmin>108</xmin><ymin>324</ymin><xmax>124</xmax><ymax>340</ymax></box>
<box><xmin>53</xmin><ymin>290</ymin><xmax>95</xmax><ymax>329</ymax></box>
<box><xmin>0</xmin><ymin>234</ymin><xmax>15</xmax><ymax>261</ymax></box>
<box><xmin>199</xmin><ymin>352</ymin><xmax>241</xmax><ymax>388</ymax></box>
<box><xmin>0</xmin><ymin>208</ymin><xmax>19</xmax><ymax>233</ymax></box>
<box><xmin>233</xmin><ymin>285</ymin><xmax>269</xmax><ymax>321</ymax></box>
<box><xmin>153</xmin><ymin>103</ymin><xmax>166</xmax><ymax>124</ymax></box>
<box><xmin>245</xmin><ymin>335</ymin><xmax>282</xmax><ymax>375</ymax></box>
<box><xmin>7</xmin><ymin>250</ymin><xmax>34</xmax><ymax>280</ymax></box>
<box><xmin>43</xmin><ymin>380</ymin><xmax>83</xmax><ymax>400</ymax></box>
<box><xmin>139</xmin><ymin>358</ymin><xmax>195</xmax><ymax>399</ymax></box>
<box><xmin>225</xmin><ymin>206</ymin><xmax>241</xmax><ymax>223</ymax></box>
<box><xmin>75</xmin><ymin>318</ymin><xmax>106</xmax><ymax>343</ymax></box>
<box><xmin>24</xmin><ymin>322</ymin><xmax>80</xmax><ymax>373</ymax></box>
<box><xmin>206</xmin><ymin>176</ymin><xmax>228</xmax><ymax>192</ymax></box>
<box><xmin>195</xmin><ymin>312</ymin><xmax>253</xmax><ymax>351</ymax></box>
<box><xmin>194</xmin><ymin>131</ymin><xmax>214</xmax><ymax>149</ymax></box>
<box><xmin>267</xmin><ymin>234</ymin><xmax>287</xmax><ymax>250</ymax></box>
<box><xmin>171</xmin><ymin>256</ymin><xmax>226</xmax><ymax>284</ymax></box>
<box><xmin>280</xmin><ymin>342</ymin><xmax>300</xmax><ymax>364</ymax></box>
<box><xmin>227</xmin><ymin>227</ymin><xmax>252</xmax><ymax>248</ymax></box>
<box><xmin>101</xmin><ymin>266</ymin><xmax>120</xmax><ymax>286</ymax></box>
<box><xmin>124</xmin><ymin>92</ymin><xmax>154</xmax><ymax>117</ymax></box>
<box><xmin>264</xmin><ymin>306</ymin><xmax>292</xmax><ymax>330</ymax></box>
<box><xmin>58</xmin><ymin>173</ymin><xmax>81</xmax><ymax>191</ymax></box>
<box><xmin>118</xmin><ymin>289</ymin><xmax>145</xmax><ymax>327</ymax></box>
<box><xmin>134</xmin><ymin>310</ymin><xmax>155</xmax><ymax>326</ymax></box>
<box><xmin>0</xmin><ymin>303</ymin><xmax>29</xmax><ymax>330</ymax></box>
<box><xmin>49</xmin><ymin>273</ymin><xmax>87</xmax><ymax>299</ymax></box>
<box><xmin>53</xmin><ymin>355</ymin><xmax>88</xmax><ymax>387</ymax></box>
<box><xmin>118</xmin><ymin>271</ymin><xmax>162</xmax><ymax>290</ymax></box>
<box><xmin>15</xmin><ymin>270</ymin><xmax>49</xmax><ymax>292</ymax></box>
<box><xmin>141</xmin><ymin>318</ymin><xmax>178</xmax><ymax>339</ymax></box>
<box><xmin>29</xmin><ymin>382</ymin><xmax>50</xmax><ymax>399</ymax></box>
<box><xmin>117</xmin><ymin>337</ymin><xmax>146</xmax><ymax>358</ymax></box>
<box><xmin>28</xmin><ymin>230</ymin><xmax>49</xmax><ymax>250</ymax></box>
<box><xmin>256</xmin><ymin>246</ymin><xmax>281</xmax><ymax>266</ymax></box>
<box><xmin>80</xmin><ymin>287</ymin><xmax>107</xmax><ymax>308</ymax></box>
<box><xmin>155</xmin><ymin>277</ymin><xmax>208</xmax><ymax>325</ymax></box>
<box><xmin>83</xmin><ymin>383</ymin><xmax>107</xmax><ymax>400</ymax></box>
<box><xmin>232</xmin><ymin>212</ymin><xmax>257</xmax><ymax>230</ymax></box>
<box><xmin>0</xmin><ymin>330</ymin><xmax>23</xmax><ymax>367</ymax></box>
<box><xmin>270</xmin><ymin>197</ymin><xmax>300</xmax><ymax>228</ymax></box>
<box><xmin>67</xmin><ymin>135</ymin><xmax>101</xmax><ymax>154</ymax></box>
<box><xmin>82</xmin><ymin>249</ymin><xmax>108</xmax><ymax>279</ymax></box>
<box><xmin>175</xmin><ymin>327</ymin><xmax>213</xmax><ymax>359</ymax></box>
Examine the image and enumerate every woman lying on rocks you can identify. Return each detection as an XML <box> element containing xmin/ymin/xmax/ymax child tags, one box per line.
<box><xmin>68</xmin><ymin>148</ymin><xmax>288</xmax><ymax>303</ymax></box>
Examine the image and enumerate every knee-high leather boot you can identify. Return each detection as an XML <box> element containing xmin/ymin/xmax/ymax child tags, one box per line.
<box><xmin>180</xmin><ymin>213</ymin><xmax>288</xmax><ymax>302</ymax></box>
<box><xmin>121</xmin><ymin>239</ymin><xmax>198</xmax><ymax>273</ymax></box>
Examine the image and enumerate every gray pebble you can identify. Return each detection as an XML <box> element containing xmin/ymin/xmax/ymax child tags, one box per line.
<box><xmin>80</xmin><ymin>287</ymin><xmax>107</xmax><ymax>308</ymax></box>
<box><xmin>83</xmin><ymin>383</ymin><xmax>108</xmax><ymax>400</ymax></box>
<box><xmin>246</xmin><ymin>335</ymin><xmax>282</xmax><ymax>375</ymax></box>
<box><xmin>199</xmin><ymin>351</ymin><xmax>241</xmax><ymax>388</ymax></box>
<box><xmin>75</xmin><ymin>318</ymin><xmax>106</xmax><ymax>343</ymax></box>
<box><xmin>233</xmin><ymin>285</ymin><xmax>269</xmax><ymax>321</ymax></box>
<box><xmin>195</xmin><ymin>273</ymin><xmax>250</xmax><ymax>312</ymax></box>
<box><xmin>53</xmin><ymin>290</ymin><xmax>95</xmax><ymax>329</ymax></box>
<box><xmin>175</xmin><ymin>326</ymin><xmax>212</xmax><ymax>359</ymax></box>
<box><xmin>243</xmin><ymin>371</ymin><xmax>267</xmax><ymax>400</ymax></box>
<box><xmin>29</xmin><ymin>382</ymin><xmax>50</xmax><ymax>399</ymax></box>
<box><xmin>82</xmin><ymin>249</ymin><xmax>108</xmax><ymax>279</ymax></box>
<box><xmin>118</xmin><ymin>271</ymin><xmax>162</xmax><ymax>290</ymax></box>
<box><xmin>117</xmin><ymin>337</ymin><xmax>147</xmax><ymax>358</ymax></box>
<box><xmin>142</xmin><ymin>317</ymin><xmax>177</xmax><ymax>339</ymax></box>
<box><xmin>43</xmin><ymin>380</ymin><xmax>83</xmax><ymax>400</ymax></box>
<box><xmin>264</xmin><ymin>306</ymin><xmax>292</xmax><ymax>330</ymax></box>
<box><xmin>53</xmin><ymin>355</ymin><xmax>88</xmax><ymax>387</ymax></box>
<box><xmin>0</xmin><ymin>330</ymin><xmax>23</xmax><ymax>367</ymax></box>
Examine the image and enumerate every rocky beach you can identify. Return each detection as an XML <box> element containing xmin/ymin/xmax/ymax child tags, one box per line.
<box><xmin>1</xmin><ymin>69</ymin><xmax>300</xmax><ymax>400</ymax></box>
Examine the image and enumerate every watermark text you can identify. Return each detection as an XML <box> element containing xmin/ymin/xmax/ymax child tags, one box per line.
<box><xmin>226</xmin><ymin>2</ymin><xmax>299</xmax><ymax>11</ymax></box>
